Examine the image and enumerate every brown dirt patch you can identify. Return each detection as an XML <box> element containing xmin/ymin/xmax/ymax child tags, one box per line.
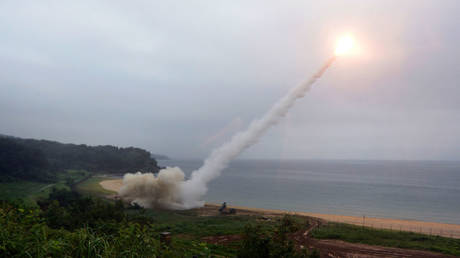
<box><xmin>201</xmin><ymin>234</ymin><xmax>243</xmax><ymax>246</ymax></box>
<box><xmin>295</xmin><ymin>237</ymin><xmax>453</xmax><ymax>258</ymax></box>
<box><xmin>99</xmin><ymin>179</ymin><xmax>123</xmax><ymax>193</ymax></box>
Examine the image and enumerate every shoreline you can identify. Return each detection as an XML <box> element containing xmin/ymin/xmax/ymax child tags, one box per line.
<box><xmin>99</xmin><ymin>178</ymin><xmax>460</xmax><ymax>239</ymax></box>
<box><xmin>207</xmin><ymin>203</ymin><xmax>460</xmax><ymax>238</ymax></box>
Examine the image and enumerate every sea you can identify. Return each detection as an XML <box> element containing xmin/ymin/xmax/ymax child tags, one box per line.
<box><xmin>158</xmin><ymin>159</ymin><xmax>460</xmax><ymax>225</ymax></box>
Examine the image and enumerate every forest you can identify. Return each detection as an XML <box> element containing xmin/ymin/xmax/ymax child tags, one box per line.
<box><xmin>0</xmin><ymin>135</ymin><xmax>160</xmax><ymax>182</ymax></box>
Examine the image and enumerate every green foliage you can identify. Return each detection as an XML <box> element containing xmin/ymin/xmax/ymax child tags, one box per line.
<box><xmin>2</xmin><ymin>188</ymin><xmax>458</xmax><ymax>257</ymax></box>
<box><xmin>39</xmin><ymin>189</ymin><xmax>125</xmax><ymax>231</ymax></box>
<box><xmin>12</xmin><ymin>136</ymin><xmax>160</xmax><ymax>174</ymax></box>
<box><xmin>238</xmin><ymin>224</ymin><xmax>271</xmax><ymax>257</ymax></box>
<box><xmin>0</xmin><ymin>181</ymin><xmax>49</xmax><ymax>204</ymax></box>
<box><xmin>152</xmin><ymin>214</ymin><xmax>263</xmax><ymax>237</ymax></box>
<box><xmin>0</xmin><ymin>135</ymin><xmax>161</xmax><ymax>183</ymax></box>
<box><xmin>0</xmin><ymin>138</ymin><xmax>55</xmax><ymax>182</ymax></box>
<box><xmin>312</xmin><ymin>222</ymin><xmax>460</xmax><ymax>256</ymax></box>
<box><xmin>0</xmin><ymin>197</ymin><xmax>216</xmax><ymax>257</ymax></box>
<box><xmin>60</xmin><ymin>170</ymin><xmax>90</xmax><ymax>182</ymax></box>
<box><xmin>0</xmin><ymin>200</ymin><xmax>164</xmax><ymax>257</ymax></box>
<box><xmin>238</xmin><ymin>215</ymin><xmax>316</xmax><ymax>258</ymax></box>
<box><xmin>0</xmin><ymin>170</ymin><xmax>88</xmax><ymax>207</ymax></box>
<box><xmin>278</xmin><ymin>215</ymin><xmax>306</xmax><ymax>235</ymax></box>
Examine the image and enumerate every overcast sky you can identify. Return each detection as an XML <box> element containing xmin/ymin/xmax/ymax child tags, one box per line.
<box><xmin>1</xmin><ymin>0</ymin><xmax>459</xmax><ymax>160</ymax></box>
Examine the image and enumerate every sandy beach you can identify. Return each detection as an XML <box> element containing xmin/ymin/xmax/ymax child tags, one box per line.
<box><xmin>100</xmin><ymin>178</ymin><xmax>460</xmax><ymax>239</ymax></box>
<box><xmin>99</xmin><ymin>179</ymin><xmax>123</xmax><ymax>193</ymax></box>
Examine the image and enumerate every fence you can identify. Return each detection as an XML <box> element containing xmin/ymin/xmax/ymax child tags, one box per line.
<box><xmin>318</xmin><ymin>214</ymin><xmax>460</xmax><ymax>239</ymax></box>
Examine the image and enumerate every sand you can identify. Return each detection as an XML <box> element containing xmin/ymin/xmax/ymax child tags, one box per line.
<box><xmin>229</xmin><ymin>205</ymin><xmax>460</xmax><ymax>239</ymax></box>
<box><xmin>99</xmin><ymin>178</ymin><xmax>460</xmax><ymax>238</ymax></box>
<box><xmin>99</xmin><ymin>179</ymin><xmax>123</xmax><ymax>193</ymax></box>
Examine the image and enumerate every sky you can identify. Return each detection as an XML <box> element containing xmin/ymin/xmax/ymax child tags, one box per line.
<box><xmin>1</xmin><ymin>0</ymin><xmax>459</xmax><ymax>160</ymax></box>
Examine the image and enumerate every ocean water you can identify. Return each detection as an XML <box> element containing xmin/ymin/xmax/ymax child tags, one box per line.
<box><xmin>159</xmin><ymin>159</ymin><xmax>460</xmax><ymax>225</ymax></box>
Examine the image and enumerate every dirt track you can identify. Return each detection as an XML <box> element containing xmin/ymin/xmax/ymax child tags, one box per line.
<box><xmin>198</xmin><ymin>206</ymin><xmax>454</xmax><ymax>258</ymax></box>
<box><xmin>99</xmin><ymin>180</ymin><xmax>456</xmax><ymax>257</ymax></box>
<box><xmin>197</xmin><ymin>203</ymin><xmax>460</xmax><ymax>239</ymax></box>
<box><xmin>303</xmin><ymin>238</ymin><xmax>451</xmax><ymax>258</ymax></box>
<box><xmin>291</xmin><ymin>229</ymin><xmax>453</xmax><ymax>258</ymax></box>
<box><xmin>100</xmin><ymin>178</ymin><xmax>460</xmax><ymax>239</ymax></box>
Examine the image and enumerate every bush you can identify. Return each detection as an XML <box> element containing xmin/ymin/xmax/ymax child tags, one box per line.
<box><xmin>238</xmin><ymin>215</ymin><xmax>318</xmax><ymax>258</ymax></box>
<box><xmin>0</xmin><ymin>200</ymin><xmax>192</xmax><ymax>257</ymax></box>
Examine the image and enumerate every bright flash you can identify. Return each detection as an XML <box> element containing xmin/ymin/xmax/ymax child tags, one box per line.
<box><xmin>335</xmin><ymin>35</ymin><xmax>355</xmax><ymax>56</ymax></box>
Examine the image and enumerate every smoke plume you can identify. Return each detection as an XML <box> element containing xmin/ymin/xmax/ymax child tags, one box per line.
<box><xmin>119</xmin><ymin>57</ymin><xmax>336</xmax><ymax>209</ymax></box>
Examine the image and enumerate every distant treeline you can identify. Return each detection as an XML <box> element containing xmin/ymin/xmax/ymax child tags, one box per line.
<box><xmin>0</xmin><ymin>137</ymin><xmax>52</xmax><ymax>182</ymax></box>
<box><xmin>0</xmin><ymin>135</ymin><xmax>161</xmax><ymax>182</ymax></box>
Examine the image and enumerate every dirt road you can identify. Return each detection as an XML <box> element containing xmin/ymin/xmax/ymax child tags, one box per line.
<box><xmin>100</xmin><ymin>179</ymin><xmax>460</xmax><ymax>239</ymax></box>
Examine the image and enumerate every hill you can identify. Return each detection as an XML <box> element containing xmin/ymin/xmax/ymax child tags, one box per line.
<box><xmin>0</xmin><ymin>137</ymin><xmax>52</xmax><ymax>182</ymax></box>
<box><xmin>0</xmin><ymin>135</ymin><xmax>161</xmax><ymax>182</ymax></box>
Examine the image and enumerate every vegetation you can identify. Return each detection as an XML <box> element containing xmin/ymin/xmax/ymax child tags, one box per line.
<box><xmin>2</xmin><ymin>183</ymin><xmax>459</xmax><ymax>257</ymax></box>
<box><xmin>0</xmin><ymin>135</ymin><xmax>161</xmax><ymax>183</ymax></box>
<box><xmin>0</xmin><ymin>199</ymin><xmax>171</xmax><ymax>257</ymax></box>
<box><xmin>0</xmin><ymin>181</ymin><xmax>49</xmax><ymax>206</ymax></box>
<box><xmin>0</xmin><ymin>170</ymin><xmax>89</xmax><ymax>206</ymax></box>
<box><xmin>0</xmin><ymin>137</ymin><xmax>54</xmax><ymax>182</ymax></box>
<box><xmin>74</xmin><ymin>176</ymin><xmax>116</xmax><ymax>196</ymax></box>
<box><xmin>2</xmin><ymin>135</ymin><xmax>459</xmax><ymax>257</ymax></box>
<box><xmin>238</xmin><ymin>216</ymin><xmax>314</xmax><ymax>258</ymax></box>
<box><xmin>0</xmin><ymin>190</ymin><xmax>319</xmax><ymax>257</ymax></box>
<box><xmin>312</xmin><ymin>222</ymin><xmax>460</xmax><ymax>256</ymax></box>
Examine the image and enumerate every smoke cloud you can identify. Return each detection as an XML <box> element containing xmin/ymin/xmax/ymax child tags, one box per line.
<box><xmin>118</xmin><ymin>167</ymin><xmax>186</xmax><ymax>209</ymax></box>
<box><xmin>118</xmin><ymin>57</ymin><xmax>336</xmax><ymax>209</ymax></box>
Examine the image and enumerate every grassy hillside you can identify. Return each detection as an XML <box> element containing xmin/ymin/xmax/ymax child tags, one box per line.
<box><xmin>0</xmin><ymin>181</ymin><xmax>49</xmax><ymax>205</ymax></box>
<box><xmin>0</xmin><ymin>135</ymin><xmax>161</xmax><ymax>183</ymax></box>
<box><xmin>0</xmin><ymin>170</ymin><xmax>89</xmax><ymax>206</ymax></box>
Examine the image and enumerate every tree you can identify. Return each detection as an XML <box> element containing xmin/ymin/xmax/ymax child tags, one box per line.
<box><xmin>0</xmin><ymin>138</ymin><xmax>54</xmax><ymax>182</ymax></box>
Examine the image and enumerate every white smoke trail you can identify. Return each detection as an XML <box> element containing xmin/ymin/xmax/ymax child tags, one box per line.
<box><xmin>119</xmin><ymin>57</ymin><xmax>336</xmax><ymax>209</ymax></box>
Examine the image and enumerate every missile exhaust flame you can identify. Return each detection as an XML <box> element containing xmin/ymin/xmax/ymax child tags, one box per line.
<box><xmin>335</xmin><ymin>35</ymin><xmax>355</xmax><ymax>56</ymax></box>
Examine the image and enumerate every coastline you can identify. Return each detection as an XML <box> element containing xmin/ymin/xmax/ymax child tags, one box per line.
<box><xmin>208</xmin><ymin>203</ymin><xmax>460</xmax><ymax>239</ymax></box>
<box><xmin>99</xmin><ymin>178</ymin><xmax>460</xmax><ymax>239</ymax></box>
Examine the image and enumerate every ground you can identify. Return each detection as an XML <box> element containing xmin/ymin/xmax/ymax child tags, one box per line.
<box><xmin>92</xmin><ymin>177</ymin><xmax>460</xmax><ymax>257</ymax></box>
<box><xmin>99</xmin><ymin>178</ymin><xmax>460</xmax><ymax>239</ymax></box>
<box><xmin>0</xmin><ymin>170</ymin><xmax>89</xmax><ymax>206</ymax></box>
<box><xmin>3</xmin><ymin>175</ymin><xmax>458</xmax><ymax>257</ymax></box>
<box><xmin>74</xmin><ymin>176</ymin><xmax>116</xmax><ymax>197</ymax></box>
<box><xmin>196</xmin><ymin>205</ymin><xmax>457</xmax><ymax>257</ymax></box>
